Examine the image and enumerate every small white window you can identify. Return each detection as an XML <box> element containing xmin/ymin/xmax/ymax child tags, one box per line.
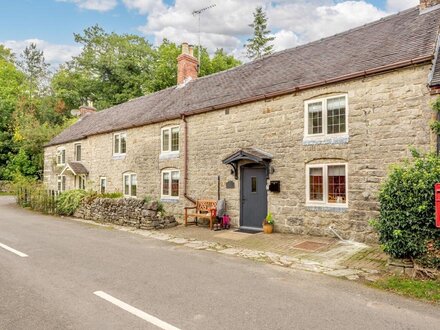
<box><xmin>114</xmin><ymin>133</ymin><xmax>127</xmax><ymax>155</ymax></box>
<box><xmin>100</xmin><ymin>177</ymin><xmax>107</xmax><ymax>194</ymax></box>
<box><xmin>123</xmin><ymin>173</ymin><xmax>137</xmax><ymax>197</ymax></box>
<box><xmin>56</xmin><ymin>148</ymin><xmax>66</xmax><ymax>166</ymax></box>
<box><xmin>306</xmin><ymin>164</ymin><xmax>347</xmax><ymax>207</ymax></box>
<box><xmin>161</xmin><ymin>126</ymin><xmax>179</xmax><ymax>153</ymax></box>
<box><xmin>57</xmin><ymin>175</ymin><xmax>66</xmax><ymax>191</ymax></box>
<box><xmin>74</xmin><ymin>143</ymin><xmax>82</xmax><ymax>161</ymax></box>
<box><xmin>161</xmin><ymin>169</ymin><xmax>179</xmax><ymax>199</ymax></box>
<box><xmin>305</xmin><ymin>95</ymin><xmax>348</xmax><ymax>138</ymax></box>
<box><xmin>77</xmin><ymin>175</ymin><xmax>86</xmax><ymax>190</ymax></box>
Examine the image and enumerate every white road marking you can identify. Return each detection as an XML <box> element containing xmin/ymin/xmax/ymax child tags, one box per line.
<box><xmin>0</xmin><ymin>242</ymin><xmax>28</xmax><ymax>257</ymax></box>
<box><xmin>94</xmin><ymin>291</ymin><xmax>181</xmax><ymax>330</ymax></box>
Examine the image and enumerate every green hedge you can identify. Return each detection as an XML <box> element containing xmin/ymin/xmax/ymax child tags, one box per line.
<box><xmin>372</xmin><ymin>151</ymin><xmax>440</xmax><ymax>261</ymax></box>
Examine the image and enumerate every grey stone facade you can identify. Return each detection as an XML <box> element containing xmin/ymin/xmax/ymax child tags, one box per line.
<box><xmin>44</xmin><ymin>65</ymin><xmax>438</xmax><ymax>243</ymax></box>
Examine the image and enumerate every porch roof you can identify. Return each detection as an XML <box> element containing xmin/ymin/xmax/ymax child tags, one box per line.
<box><xmin>223</xmin><ymin>147</ymin><xmax>272</xmax><ymax>179</ymax></box>
<box><xmin>60</xmin><ymin>162</ymin><xmax>89</xmax><ymax>176</ymax></box>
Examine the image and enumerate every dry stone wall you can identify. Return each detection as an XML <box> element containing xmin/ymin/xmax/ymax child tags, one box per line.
<box><xmin>74</xmin><ymin>198</ymin><xmax>177</xmax><ymax>230</ymax></box>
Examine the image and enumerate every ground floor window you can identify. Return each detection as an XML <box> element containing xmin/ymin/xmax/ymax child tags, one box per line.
<box><xmin>77</xmin><ymin>175</ymin><xmax>86</xmax><ymax>190</ymax></box>
<box><xmin>57</xmin><ymin>175</ymin><xmax>66</xmax><ymax>192</ymax></box>
<box><xmin>100</xmin><ymin>177</ymin><xmax>106</xmax><ymax>194</ymax></box>
<box><xmin>161</xmin><ymin>169</ymin><xmax>179</xmax><ymax>199</ymax></box>
<box><xmin>123</xmin><ymin>173</ymin><xmax>137</xmax><ymax>197</ymax></box>
<box><xmin>306</xmin><ymin>164</ymin><xmax>347</xmax><ymax>206</ymax></box>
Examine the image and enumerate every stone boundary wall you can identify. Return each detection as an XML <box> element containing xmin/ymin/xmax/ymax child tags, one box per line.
<box><xmin>74</xmin><ymin>198</ymin><xmax>177</xmax><ymax>230</ymax></box>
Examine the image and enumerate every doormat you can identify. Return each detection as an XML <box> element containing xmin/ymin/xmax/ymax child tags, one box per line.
<box><xmin>292</xmin><ymin>241</ymin><xmax>328</xmax><ymax>251</ymax></box>
<box><xmin>234</xmin><ymin>229</ymin><xmax>261</xmax><ymax>234</ymax></box>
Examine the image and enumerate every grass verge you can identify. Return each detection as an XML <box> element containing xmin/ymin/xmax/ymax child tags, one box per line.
<box><xmin>0</xmin><ymin>192</ymin><xmax>12</xmax><ymax>196</ymax></box>
<box><xmin>372</xmin><ymin>276</ymin><xmax>440</xmax><ymax>303</ymax></box>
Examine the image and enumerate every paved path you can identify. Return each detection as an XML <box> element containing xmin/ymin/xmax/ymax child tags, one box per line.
<box><xmin>0</xmin><ymin>196</ymin><xmax>439</xmax><ymax>329</ymax></box>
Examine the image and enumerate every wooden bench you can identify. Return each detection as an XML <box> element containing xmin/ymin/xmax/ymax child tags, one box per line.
<box><xmin>184</xmin><ymin>199</ymin><xmax>217</xmax><ymax>230</ymax></box>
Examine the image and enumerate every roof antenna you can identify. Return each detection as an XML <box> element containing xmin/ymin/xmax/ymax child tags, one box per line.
<box><xmin>192</xmin><ymin>4</ymin><xmax>216</xmax><ymax>73</ymax></box>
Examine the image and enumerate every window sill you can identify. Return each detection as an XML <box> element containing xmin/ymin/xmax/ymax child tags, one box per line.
<box><xmin>159</xmin><ymin>152</ymin><xmax>180</xmax><ymax>160</ymax></box>
<box><xmin>303</xmin><ymin>134</ymin><xmax>349</xmax><ymax>146</ymax></box>
<box><xmin>161</xmin><ymin>198</ymin><xmax>179</xmax><ymax>203</ymax></box>
<box><xmin>112</xmin><ymin>154</ymin><xmax>126</xmax><ymax>160</ymax></box>
<box><xmin>305</xmin><ymin>205</ymin><xmax>348</xmax><ymax>213</ymax></box>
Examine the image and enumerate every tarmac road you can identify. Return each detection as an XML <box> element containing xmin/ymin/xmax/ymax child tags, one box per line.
<box><xmin>0</xmin><ymin>196</ymin><xmax>439</xmax><ymax>330</ymax></box>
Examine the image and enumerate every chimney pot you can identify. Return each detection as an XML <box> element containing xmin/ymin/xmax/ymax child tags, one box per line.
<box><xmin>181</xmin><ymin>42</ymin><xmax>189</xmax><ymax>55</ymax></box>
<box><xmin>420</xmin><ymin>0</ymin><xmax>440</xmax><ymax>11</ymax></box>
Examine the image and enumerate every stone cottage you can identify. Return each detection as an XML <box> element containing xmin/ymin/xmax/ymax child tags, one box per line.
<box><xmin>44</xmin><ymin>1</ymin><xmax>440</xmax><ymax>242</ymax></box>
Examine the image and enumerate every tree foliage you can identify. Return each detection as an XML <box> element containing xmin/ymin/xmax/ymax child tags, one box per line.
<box><xmin>244</xmin><ymin>6</ymin><xmax>275</xmax><ymax>60</ymax></box>
<box><xmin>0</xmin><ymin>26</ymin><xmax>242</xmax><ymax>181</ymax></box>
<box><xmin>372</xmin><ymin>150</ymin><xmax>440</xmax><ymax>260</ymax></box>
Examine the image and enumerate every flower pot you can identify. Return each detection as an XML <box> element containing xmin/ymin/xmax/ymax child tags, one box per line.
<box><xmin>263</xmin><ymin>223</ymin><xmax>273</xmax><ymax>234</ymax></box>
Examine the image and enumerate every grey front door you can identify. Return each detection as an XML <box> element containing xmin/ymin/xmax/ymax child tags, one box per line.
<box><xmin>241</xmin><ymin>166</ymin><xmax>267</xmax><ymax>229</ymax></box>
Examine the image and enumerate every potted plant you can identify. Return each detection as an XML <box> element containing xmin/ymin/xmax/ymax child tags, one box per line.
<box><xmin>263</xmin><ymin>212</ymin><xmax>274</xmax><ymax>234</ymax></box>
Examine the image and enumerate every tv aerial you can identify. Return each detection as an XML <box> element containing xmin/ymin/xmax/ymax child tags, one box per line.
<box><xmin>192</xmin><ymin>4</ymin><xmax>216</xmax><ymax>73</ymax></box>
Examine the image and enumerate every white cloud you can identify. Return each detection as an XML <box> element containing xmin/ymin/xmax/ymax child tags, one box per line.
<box><xmin>131</xmin><ymin>0</ymin><xmax>390</xmax><ymax>57</ymax></box>
<box><xmin>122</xmin><ymin>0</ymin><xmax>165</xmax><ymax>14</ymax></box>
<box><xmin>1</xmin><ymin>39</ymin><xmax>82</xmax><ymax>67</ymax></box>
<box><xmin>386</xmin><ymin>0</ymin><xmax>419</xmax><ymax>12</ymax></box>
<box><xmin>271</xmin><ymin>30</ymin><xmax>300</xmax><ymax>52</ymax></box>
<box><xmin>57</xmin><ymin>0</ymin><xmax>117</xmax><ymax>12</ymax></box>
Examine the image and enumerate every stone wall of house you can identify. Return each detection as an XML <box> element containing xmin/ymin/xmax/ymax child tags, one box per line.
<box><xmin>73</xmin><ymin>198</ymin><xmax>177</xmax><ymax>229</ymax></box>
<box><xmin>44</xmin><ymin>64</ymin><xmax>437</xmax><ymax>243</ymax></box>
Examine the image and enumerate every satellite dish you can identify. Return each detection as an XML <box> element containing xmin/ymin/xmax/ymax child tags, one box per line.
<box><xmin>71</xmin><ymin>109</ymin><xmax>80</xmax><ymax>117</ymax></box>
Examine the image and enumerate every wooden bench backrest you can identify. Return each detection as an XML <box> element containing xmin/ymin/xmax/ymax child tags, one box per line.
<box><xmin>196</xmin><ymin>199</ymin><xmax>217</xmax><ymax>212</ymax></box>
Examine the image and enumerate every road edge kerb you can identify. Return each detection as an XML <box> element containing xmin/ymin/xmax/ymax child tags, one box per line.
<box><xmin>64</xmin><ymin>216</ymin><xmax>379</xmax><ymax>281</ymax></box>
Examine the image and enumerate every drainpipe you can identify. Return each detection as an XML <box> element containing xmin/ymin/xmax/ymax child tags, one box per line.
<box><xmin>181</xmin><ymin>114</ymin><xmax>196</xmax><ymax>204</ymax></box>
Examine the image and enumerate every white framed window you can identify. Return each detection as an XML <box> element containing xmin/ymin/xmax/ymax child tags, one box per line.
<box><xmin>161</xmin><ymin>169</ymin><xmax>180</xmax><ymax>199</ymax></box>
<box><xmin>304</xmin><ymin>95</ymin><xmax>348</xmax><ymax>138</ymax></box>
<box><xmin>57</xmin><ymin>175</ymin><xmax>66</xmax><ymax>191</ymax></box>
<box><xmin>161</xmin><ymin>126</ymin><xmax>180</xmax><ymax>154</ymax></box>
<box><xmin>114</xmin><ymin>133</ymin><xmax>127</xmax><ymax>155</ymax></box>
<box><xmin>74</xmin><ymin>143</ymin><xmax>82</xmax><ymax>161</ymax></box>
<box><xmin>77</xmin><ymin>175</ymin><xmax>86</xmax><ymax>190</ymax></box>
<box><xmin>306</xmin><ymin>164</ymin><xmax>347</xmax><ymax>207</ymax></box>
<box><xmin>100</xmin><ymin>177</ymin><xmax>107</xmax><ymax>194</ymax></box>
<box><xmin>56</xmin><ymin>148</ymin><xmax>66</xmax><ymax>166</ymax></box>
<box><xmin>123</xmin><ymin>173</ymin><xmax>137</xmax><ymax>197</ymax></box>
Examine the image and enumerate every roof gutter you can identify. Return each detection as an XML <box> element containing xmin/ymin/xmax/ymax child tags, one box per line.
<box><xmin>45</xmin><ymin>55</ymin><xmax>433</xmax><ymax>147</ymax></box>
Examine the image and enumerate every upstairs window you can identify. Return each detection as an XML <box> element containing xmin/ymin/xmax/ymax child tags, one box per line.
<box><xmin>123</xmin><ymin>173</ymin><xmax>137</xmax><ymax>197</ymax></box>
<box><xmin>161</xmin><ymin>126</ymin><xmax>179</xmax><ymax>153</ymax></box>
<box><xmin>161</xmin><ymin>169</ymin><xmax>179</xmax><ymax>199</ymax></box>
<box><xmin>57</xmin><ymin>148</ymin><xmax>66</xmax><ymax>166</ymax></box>
<box><xmin>306</xmin><ymin>164</ymin><xmax>347</xmax><ymax>206</ymax></box>
<box><xmin>74</xmin><ymin>143</ymin><xmax>82</xmax><ymax>161</ymax></box>
<box><xmin>114</xmin><ymin>133</ymin><xmax>127</xmax><ymax>155</ymax></box>
<box><xmin>305</xmin><ymin>95</ymin><xmax>347</xmax><ymax>137</ymax></box>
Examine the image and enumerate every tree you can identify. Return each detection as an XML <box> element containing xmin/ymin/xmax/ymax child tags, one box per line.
<box><xmin>0</xmin><ymin>47</ymin><xmax>25</xmax><ymax>180</ymax></box>
<box><xmin>150</xmin><ymin>39</ymin><xmax>180</xmax><ymax>92</ymax></box>
<box><xmin>18</xmin><ymin>43</ymin><xmax>51</xmax><ymax>100</ymax></box>
<box><xmin>52</xmin><ymin>25</ymin><xmax>156</xmax><ymax>111</ymax></box>
<box><xmin>244</xmin><ymin>6</ymin><xmax>275</xmax><ymax>60</ymax></box>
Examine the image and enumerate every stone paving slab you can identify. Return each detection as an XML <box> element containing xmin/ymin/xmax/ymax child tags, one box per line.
<box><xmin>67</xmin><ymin>218</ymin><xmax>387</xmax><ymax>281</ymax></box>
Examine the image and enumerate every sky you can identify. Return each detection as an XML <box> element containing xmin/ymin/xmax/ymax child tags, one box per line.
<box><xmin>0</xmin><ymin>0</ymin><xmax>420</xmax><ymax>67</ymax></box>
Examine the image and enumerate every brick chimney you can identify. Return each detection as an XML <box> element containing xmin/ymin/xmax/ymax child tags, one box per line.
<box><xmin>79</xmin><ymin>104</ymin><xmax>96</xmax><ymax>117</ymax></box>
<box><xmin>177</xmin><ymin>42</ymin><xmax>198</xmax><ymax>85</ymax></box>
<box><xmin>420</xmin><ymin>0</ymin><xmax>440</xmax><ymax>11</ymax></box>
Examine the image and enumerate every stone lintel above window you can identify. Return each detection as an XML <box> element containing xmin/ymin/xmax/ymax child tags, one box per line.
<box><xmin>303</xmin><ymin>134</ymin><xmax>349</xmax><ymax>146</ymax></box>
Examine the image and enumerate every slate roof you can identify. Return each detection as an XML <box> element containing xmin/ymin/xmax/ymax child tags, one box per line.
<box><xmin>46</xmin><ymin>6</ymin><xmax>440</xmax><ymax>147</ymax></box>
<box><xmin>432</xmin><ymin>42</ymin><xmax>440</xmax><ymax>86</ymax></box>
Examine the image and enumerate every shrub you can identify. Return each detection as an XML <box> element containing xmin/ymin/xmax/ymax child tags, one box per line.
<box><xmin>56</xmin><ymin>189</ymin><xmax>89</xmax><ymax>215</ymax></box>
<box><xmin>98</xmin><ymin>192</ymin><xmax>123</xmax><ymax>199</ymax></box>
<box><xmin>372</xmin><ymin>151</ymin><xmax>440</xmax><ymax>260</ymax></box>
